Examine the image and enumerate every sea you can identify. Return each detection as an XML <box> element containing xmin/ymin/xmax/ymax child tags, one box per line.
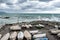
<box><xmin>0</xmin><ymin>13</ymin><xmax>60</xmax><ymax>24</ymax></box>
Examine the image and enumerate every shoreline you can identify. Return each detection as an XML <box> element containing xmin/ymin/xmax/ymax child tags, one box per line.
<box><xmin>3</xmin><ymin>20</ymin><xmax>60</xmax><ymax>25</ymax></box>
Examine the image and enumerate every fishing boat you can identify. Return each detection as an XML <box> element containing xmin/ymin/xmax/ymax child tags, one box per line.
<box><xmin>29</xmin><ymin>30</ymin><xmax>39</xmax><ymax>34</ymax></box>
<box><xmin>33</xmin><ymin>33</ymin><xmax>46</xmax><ymax>38</ymax></box>
<box><xmin>55</xmin><ymin>25</ymin><xmax>58</xmax><ymax>29</ymax></box>
<box><xmin>36</xmin><ymin>24</ymin><xmax>44</xmax><ymax>28</ymax></box>
<box><xmin>17</xmin><ymin>31</ymin><xmax>24</xmax><ymax>40</ymax></box>
<box><xmin>22</xmin><ymin>24</ymin><xmax>32</xmax><ymax>28</ymax></box>
<box><xmin>49</xmin><ymin>29</ymin><xmax>60</xmax><ymax>34</ymax></box>
<box><xmin>0</xmin><ymin>34</ymin><xmax>2</xmax><ymax>39</ymax></box>
<box><xmin>1</xmin><ymin>33</ymin><xmax>10</xmax><ymax>40</ymax></box>
<box><xmin>28</xmin><ymin>24</ymin><xmax>32</xmax><ymax>28</ymax></box>
<box><xmin>10</xmin><ymin>25</ymin><xmax>21</xmax><ymax>31</ymax></box>
<box><xmin>24</xmin><ymin>30</ymin><xmax>31</xmax><ymax>40</ymax></box>
<box><xmin>10</xmin><ymin>32</ymin><xmax>17</xmax><ymax>40</ymax></box>
<box><xmin>57</xmin><ymin>33</ymin><xmax>60</xmax><ymax>37</ymax></box>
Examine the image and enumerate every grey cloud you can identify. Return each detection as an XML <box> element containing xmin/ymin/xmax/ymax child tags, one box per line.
<box><xmin>0</xmin><ymin>0</ymin><xmax>8</xmax><ymax>3</ymax></box>
<box><xmin>0</xmin><ymin>0</ymin><xmax>27</xmax><ymax>4</ymax></box>
<box><xmin>20</xmin><ymin>4</ymin><xmax>54</xmax><ymax>11</ymax></box>
<box><xmin>0</xmin><ymin>0</ymin><xmax>60</xmax><ymax>13</ymax></box>
<box><xmin>21</xmin><ymin>4</ymin><xmax>34</xmax><ymax>10</ymax></box>
<box><xmin>39</xmin><ymin>0</ymin><xmax>53</xmax><ymax>2</ymax></box>
<box><xmin>53</xmin><ymin>2</ymin><xmax>60</xmax><ymax>8</ymax></box>
<box><xmin>0</xmin><ymin>0</ymin><xmax>4</xmax><ymax>3</ymax></box>
<box><xmin>6</xmin><ymin>3</ymin><xmax>13</xmax><ymax>5</ymax></box>
<box><xmin>18</xmin><ymin>0</ymin><xmax>27</xmax><ymax>3</ymax></box>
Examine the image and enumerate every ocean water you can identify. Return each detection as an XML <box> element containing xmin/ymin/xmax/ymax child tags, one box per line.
<box><xmin>0</xmin><ymin>13</ymin><xmax>60</xmax><ymax>24</ymax></box>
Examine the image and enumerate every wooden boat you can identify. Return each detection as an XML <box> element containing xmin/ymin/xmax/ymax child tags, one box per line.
<box><xmin>25</xmin><ymin>25</ymin><xmax>30</xmax><ymax>28</ymax></box>
<box><xmin>29</xmin><ymin>30</ymin><xmax>39</xmax><ymax>34</ymax></box>
<box><xmin>22</xmin><ymin>25</ymin><xmax>26</xmax><ymax>27</ymax></box>
<box><xmin>57</xmin><ymin>33</ymin><xmax>60</xmax><ymax>37</ymax></box>
<box><xmin>1</xmin><ymin>33</ymin><xmax>10</xmax><ymax>40</ymax></box>
<box><xmin>49</xmin><ymin>29</ymin><xmax>60</xmax><ymax>34</ymax></box>
<box><xmin>22</xmin><ymin>24</ymin><xmax>32</xmax><ymax>28</ymax></box>
<box><xmin>0</xmin><ymin>34</ymin><xmax>2</xmax><ymax>39</ymax></box>
<box><xmin>10</xmin><ymin>25</ymin><xmax>21</xmax><ymax>31</ymax></box>
<box><xmin>17</xmin><ymin>31</ymin><xmax>24</xmax><ymax>40</ymax></box>
<box><xmin>28</xmin><ymin>24</ymin><xmax>32</xmax><ymax>28</ymax></box>
<box><xmin>35</xmin><ymin>38</ymin><xmax>48</xmax><ymax>40</ymax></box>
<box><xmin>36</xmin><ymin>24</ymin><xmax>44</xmax><ymax>27</ymax></box>
<box><xmin>24</xmin><ymin>30</ymin><xmax>31</xmax><ymax>40</ymax></box>
<box><xmin>33</xmin><ymin>33</ymin><xmax>46</xmax><ymax>38</ymax></box>
<box><xmin>10</xmin><ymin>32</ymin><xmax>17</xmax><ymax>40</ymax></box>
<box><xmin>55</xmin><ymin>25</ymin><xmax>58</xmax><ymax>28</ymax></box>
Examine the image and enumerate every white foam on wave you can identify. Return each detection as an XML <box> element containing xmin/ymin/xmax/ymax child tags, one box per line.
<box><xmin>0</xmin><ymin>15</ymin><xmax>60</xmax><ymax>24</ymax></box>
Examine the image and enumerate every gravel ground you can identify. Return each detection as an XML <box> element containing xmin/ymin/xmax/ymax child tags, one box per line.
<box><xmin>0</xmin><ymin>23</ymin><xmax>60</xmax><ymax>40</ymax></box>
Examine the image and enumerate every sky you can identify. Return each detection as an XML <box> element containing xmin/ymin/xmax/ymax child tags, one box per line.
<box><xmin>0</xmin><ymin>0</ymin><xmax>60</xmax><ymax>13</ymax></box>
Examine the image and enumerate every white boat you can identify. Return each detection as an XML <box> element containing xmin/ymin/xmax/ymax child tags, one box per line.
<box><xmin>50</xmin><ymin>29</ymin><xmax>60</xmax><ymax>34</ymax></box>
<box><xmin>1</xmin><ymin>33</ymin><xmax>10</xmax><ymax>40</ymax></box>
<box><xmin>39</xmin><ymin>24</ymin><xmax>44</xmax><ymax>27</ymax></box>
<box><xmin>22</xmin><ymin>24</ymin><xmax>29</xmax><ymax>28</ymax></box>
<box><xmin>22</xmin><ymin>25</ymin><xmax>26</xmax><ymax>27</ymax></box>
<box><xmin>24</xmin><ymin>30</ymin><xmax>31</xmax><ymax>40</ymax></box>
<box><xmin>10</xmin><ymin>32</ymin><xmax>17</xmax><ymax>40</ymax></box>
<box><xmin>57</xmin><ymin>33</ymin><xmax>60</xmax><ymax>37</ymax></box>
<box><xmin>29</xmin><ymin>30</ymin><xmax>39</xmax><ymax>34</ymax></box>
<box><xmin>0</xmin><ymin>34</ymin><xmax>2</xmax><ymax>39</ymax></box>
<box><xmin>25</xmin><ymin>24</ymin><xmax>30</xmax><ymax>28</ymax></box>
<box><xmin>10</xmin><ymin>25</ymin><xmax>21</xmax><ymax>30</ymax></box>
<box><xmin>28</xmin><ymin>24</ymin><xmax>32</xmax><ymax>27</ymax></box>
<box><xmin>36</xmin><ymin>24</ymin><xmax>44</xmax><ymax>28</ymax></box>
<box><xmin>22</xmin><ymin>24</ymin><xmax>32</xmax><ymax>28</ymax></box>
<box><xmin>33</xmin><ymin>33</ymin><xmax>46</xmax><ymax>38</ymax></box>
<box><xmin>17</xmin><ymin>31</ymin><xmax>24</xmax><ymax>40</ymax></box>
<box><xmin>55</xmin><ymin>25</ymin><xmax>58</xmax><ymax>28</ymax></box>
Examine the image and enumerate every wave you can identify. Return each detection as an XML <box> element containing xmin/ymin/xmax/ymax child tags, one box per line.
<box><xmin>0</xmin><ymin>14</ymin><xmax>60</xmax><ymax>24</ymax></box>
